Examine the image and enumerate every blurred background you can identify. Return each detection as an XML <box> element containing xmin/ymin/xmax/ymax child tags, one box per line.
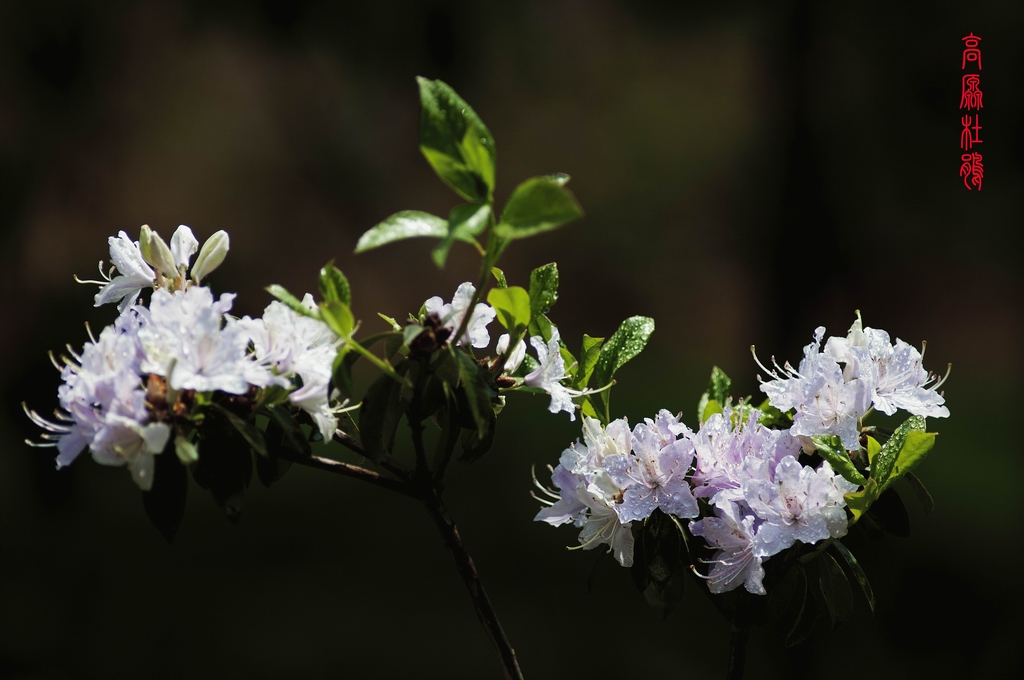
<box><xmin>1</xmin><ymin>0</ymin><xmax>1021</xmax><ymax>678</ymax></box>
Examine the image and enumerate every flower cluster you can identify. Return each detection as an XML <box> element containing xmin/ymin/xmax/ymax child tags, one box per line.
<box><xmin>27</xmin><ymin>226</ymin><xmax>345</xmax><ymax>490</ymax></box>
<box><xmin>755</xmin><ymin>316</ymin><xmax>949</xmax><ymax>450</ymax></box>
<box><xmin>535</xmin><ymin>315</ymin><xmax>950</xmax><ymax>597</ymax></box>
<box><xmin>421</xmin><ymin>283</ymin><xmax>589</xmax><ymax>420</ymax></box>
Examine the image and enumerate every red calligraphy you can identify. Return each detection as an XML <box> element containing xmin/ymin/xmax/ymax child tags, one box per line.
<box><xmin>960</xmin><ymin>114</ymin><xmax>982</xmax><ymax>150</ymax></box>
<box><xmin>962</xmin><ymin>33</ymin><xmax>982</xmax><ymax>70</ymax></box>
<box><xmin>960</xmin><ymin>152</ymin><xmax>983</xmax><ymax>190</ymax></box>
<box><xmin>960</xmin><ymin>74</ymin><xmax>983</xmax><ymax>110</ymax></box>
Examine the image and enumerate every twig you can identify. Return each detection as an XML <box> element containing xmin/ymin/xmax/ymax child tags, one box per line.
<box><xmin>279</xmin><ymin>451</ymin><xmax>419</xmax><ymax>500</ymax></box>
<box><xmin>727</xmin><ymin>621</ymin><xmax>749</xmax><ymax>680</ymax></box>
<box><xmin>423</xmin><ymin>494</ymin><xmax>524</xmax><ymax>680</ymax></box>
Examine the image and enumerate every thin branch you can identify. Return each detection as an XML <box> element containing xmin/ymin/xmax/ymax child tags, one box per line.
<box><xmin>278</xmin><ymin>451</ymin><xmax>419</xmax><ymax>500</ymax></box>
<box><xmin>332</xmin><ymin>430</ymin><xmax>411</xmax><ymax>479</ymax></box>
<box><xmin>727</xmin><ymin>621</ymin><xmax>749</xmax><ymax>680</ymax></box>
<box><xmin>423</xmin><ymin>495</ymin><xmax>524</xmax><ymax>680</ymax></box>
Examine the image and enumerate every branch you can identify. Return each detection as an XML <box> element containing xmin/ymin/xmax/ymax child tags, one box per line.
<box><xmin>423</xmin><ymin>495</ymin><xmax>524</xmax><ymax>680</ymax></box>
<box><xmin>278</xmin><ymin>451</ymin><xmax>419</xmax><ymax>500</ymax></box>
<box><xmin>727</xmin><ymin>621</ymin><xmax>749</xmax><ymax>680</ymax></box>
<box><xmin>332</xmin><ymin>430</ymin><xmax>412</xmax><ymax>479</ymax></box>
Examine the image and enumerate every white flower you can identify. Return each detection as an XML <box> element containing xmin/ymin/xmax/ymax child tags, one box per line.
<box><xmin>826</xmin><ymin>316</ymin><xmax>950</xmax><ymax>418</ymax></box>
<box><xmin>25</xmin><ymin>310</ymin><xmax>170</xmax><ymax>490</ymax></box>
<box><xmin>422</xmin><ymin>282</ymin><xmax>495</xmax><ymax>348</ymax></box>
<box><xmin>241</xmin><ymin>294</ymin><xmax>344</xmax><ymax>442</ymax></box>
<box><xmin>139</xmin><ymin>286</ymin><xmax>279</xmax><ymax>394</ymax></box>
<box><xmin>93</xmin><ymin>231</ymin><xmax>156</xmax><ymax>312</ymax></box>
<box><xmin>743</xmin><ymin>457</ymin><xmax>858</xmax><ymax>557</ymax></box>
<box><xmin>690</xmin><ymin>499</ymin><xmax>767</xmax><ymax>595</ymax></box>
<box><xmin>756</xmin><ymin>327</ymin><xmax>871</xmax><ymax>450</ymax></box>
<box><xmin>524</xmin><ymin>327</ymin><xmax>576</xmax><ymax>420</ymax></box>
<box><xmin>495</xmin><ymin>333</ymin><xmax>526</xmax><ymax>374</ymax></box>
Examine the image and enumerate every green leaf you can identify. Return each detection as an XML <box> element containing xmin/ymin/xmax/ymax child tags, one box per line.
<box><xmin>455</xmin><ymin>350</ymin><xmax>494</xmax><ymax>438</ymax></box>
<box><xmin>831</xmin><ymin>541</ymin><xmax>876</xmax><ymax>615</ymax></box>
<box><xmin>487</xmin><ymin>286</ymin><xmax>531</xmax><ymax>333</ymax></box>
<box><xmin>871</xmin><ymin>416</ymin><xmax>926</xmax><ymax>488</ymax></box>
<box><xmin>319</xmin><ymin>300</ymin><xmax>355</xmax><ymax>339</ymax></box>
<box><xmin>902</xmin><ymin>471</ymin><xmax>935</xmax><ymax>515</ymax></box>
<box><xmin>360</xmin><ymin>364</ymin><xmax>408</xmax><ymax>462</ymax></box>
<box><xmin>263</xmin><ymin>404</ymin><xmax>312</xmax><ymax>458</ymax></box>
<box><xmin>528</xmin><ymin>312</ymin><xmax>554</xmax><ymax>342</ymax></box>
<box><xmin>355</xmin><ymin>210</ymin><xmax>454</xmax><ymax>253</ymax></box>
<box><xmin>432</xmin><ymin>202</ymin><xmax>491</xmax><ymax>268</ymax></box>
<box><xmin>266</xmin><ymin>284</ymin><xmax>319</xmax><ymax>319</ymax></box>
<box><xmin>190</xmin><ymin>429</ymin><xmax>252</xmax><ymax>522</ymax></box>
<box><xmin>591</xmin><ymin>316</ymin><xmax>655</xmax><ymax>419</ymax></box>
<box><xmin>331</xmin><ymin>347</ymin><xmax>356</xmax><ymax>397</ymax></box>
<box><xmin>757</xmin><ymin>401</ymin><xmax>792</xmax><ymax>428</ymax></box>
<box><xmin>817</xmin><ymin>551</ymin><xmax>854</xmax><ymax>628</ymax></box>
<box><xmin>459</xmin><ymin>408</ymin><xmax>496</xmax><ymax>463</ymax></box>
<box><xmin>142</xmin><ymin>448</ymin><xmax>188</xmax><ymax>543</ymax></box>
<box><xmin>696</xmin><ymin>392</ymin><xmax>710</xmax><ymax>424</ymax></box>
<box><xmin>707</xmin><ymin>366</ymin><xmax>731</xmax><ymax>404</ymax></box>
<box><xmin>866</xmin><ymin>435</ymin><xmax>881</xmax><ymax>464</ymax></box>
<box><xmin>318</xmin><ymin>261</ymin><xmax>352</xmax><ymax>306</ymax></box>
<box><xmin>211</xmin><ymin>404</ymin><xmax>268</xmax><ymax>458</ymax></box>
<box><xmin>494</xmin><ymin>175</ymin><xmax>583</xmax><ymax>240</ymax></box>
<box><xmin>700</xmin><ymin>399</ymin><xmax>724</xmax><ymax>422</ymax></box>
<box><xmin>490</xmin><ymin>266</ymin><xmax>507</xmax><ymax>288</ymax></box>
<box><xmin>417</xmin><ymin>77</ymin><xmax>496</xmax><ymax>201</ymax></box>
<box><xmin>528</xmin><ymin>262</ymin><xmax>559</xmax><ymax>320</ymax></box>
<box><xmin>844</xmin><ymin>478</ymin><xmax>879</xmax><ymax>524</ymax></box>
<box><xmin>573</xmin><ymin>335</ymin><xmax>604</xmax><ymax>390</ymax></box>
<box><xmin>811</xmin><ymin>434</ymin><xmax>867</xmax><ymax>486</ymax></box>
<box><xmin>888</xmin><ymin>431</ymin><xmax>937</xmax><ymax>488</ymax></box>
<box><xmin>865</xmin><ymin>487</ymin><xmax>910</xmax><ymax>538</ymax></box>
<box><xmin>174</xmin><ymin>435</ymin><xmax>199</xmax><ymax>465</ymax></box>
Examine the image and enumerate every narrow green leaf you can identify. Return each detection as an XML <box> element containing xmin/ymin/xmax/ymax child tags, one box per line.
<box><xmin>902</xmin><ymin>471</ymin><xmax>935</xmax><ymax>515</ymax></box>
<box><xmin>696</xmin><ymin>392</ymin><xmax>710</xmax><ymax>424</ymax></box>
<box><xmin>528</xmin><ymin>312</ymin><xmax>554</xmax><ymax>342</ymax></box>
<box><xmin>811</xmin><ymin>434</ymin><xmax>868</xmax><ymax>486</ymax></box>
<box><xmin>844</xmin><ymin>478</ymin><xmax>880</xmax><ymax>524</ymax></box>
<box><xmin>708</xmin><ymin>366</ymin><xmax>731</xmax><ymax>404</ymax></box>
<box><xmin>573</xmin><ymin>335</ymin><xmax>604</xmax><ymax>390</ymax></box>
<box><xmin>459</xmin><ymin>408</ymin><xmax>496</xmax><ymax>463</ymax></box>
<box><xmin>377</xmin><ymin>313</ymin><xmax>402</xmax><ymax>331</ymax></box>
<box><xmin>142</xmin><ymin>450</ymin><xmax>188</xmax><ymax>543</ymax></box>
<box><xmin>757</xmin><ymin>401</ymin><xmax>792</xmax><ymax>428</ymax></box>
<box><xmin>360</xmin><ymin>364</ymin><xmax>408</xmax><ymax>461</ymax></box>
<box><xmin>355</xmin><ymin>210</ymin><xmax>455</xmax><ymax>253</ymax></box>
<box><xmin>528</xmin><ymin>262</ymin><xmax>559</xmax><ymax>320</ymax></box>
<box><xmin>266</xmin><ymin>284</ymin><xmax>319</xmax><ymax>319</ymax></box>
<box><xmin>487</xmin><ymin>286</ymin><xmax>531</xmax><ymax>333</ymax></box>
<box><xmin>417</xmin><ymin>77</ymin><xmax>495</xmax><ymax>201</ymax></box>
<box><xmin>701</xmin><ymin>399</ymin><xmax>724</xmax><ymax>422</ymax></box>
<box><xmin>319</xmin><ymin>300</ymin><xmax>355</xmax><ymax>339</ymax></box>
<box><xmin>494</xmin><ymin>175</ymin><xmax>583</xmax><ymax>240</ymax></box>
<box><xmin>211</xmin><ymin>404</ymin><xmax>268</xmax><ymax>458</ymax></box>
<box><xmin>591</xmin><ymin>316</ymin><xmax>655</xmax><ymax>417</ymax></box>
<box><xmin>432</xmin><ymin>203</ymin><xmax>490</xmax><ymax>268</ymax></box>
<box><xmin>490</xmin><ymin>266</ymin><xmax>507</xmax><ymax>288</ymax></box>
<box><xmin>455</xmin><ymin>350</ymin><xmax>494</xmax><ymax>438</ymax></box>
<box><xmin>888</xmin><ymin>431</ymin><xmax>937</xmax><ymax>488</ymax></box>
<box><xmin>403</xmin><ymin>323</ymin><xmax>427</xmax><ymax>348</ymax></box>
<box><xmin>866</xmin><ymin>435</ymin><xmax>881</xmax><ymax>464</ymax></box>
<box><xmin>264</xmin><ymin>404</ymin><xmax>312</xmax><ymax>458</ymax></box>
<box><xmin>817</xmin><ymin>551</ymin><xmax>854</xmax><ymax>628</ymax></box>
<box><xmin>318</xmin><ymin>261</ymin><xmax>352</xmax><ymax>306</ymax></box>
<box><xmin>871</xmin><ymin>416</ymin><xmax>926</xmax><ymax>488</ymax></box>
<box><xmin>831</xmin><ymin>541</ymin><xmax>876</xmax><ymax>615</ymax></box>
<box><xmin>174</xmin><ymin>435</ymin><xmax>199</xmax><ymax>465</ymax></box>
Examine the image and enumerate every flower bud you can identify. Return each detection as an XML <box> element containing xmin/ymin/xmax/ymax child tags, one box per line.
<box><xmin>139</xmin><ymin>225</ymin><xmax>177</xmax><ymax>278</ymax></box>
<box><xmin>190</xmin><ymin>230</ymin><xmax>230</xmax><ymax>283</ymax></box>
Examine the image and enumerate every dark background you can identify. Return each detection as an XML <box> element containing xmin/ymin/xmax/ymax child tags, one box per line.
<box><xmin>1</xmin><ymin>1</ymin><xmax>1021</xmax><ymax>678</ymax></box>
